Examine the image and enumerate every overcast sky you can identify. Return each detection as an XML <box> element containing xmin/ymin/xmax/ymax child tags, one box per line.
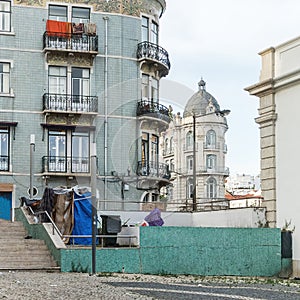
<box><xmin>158</xmin><ymin>0</ymin><xmax>300</xmax><ymax>176</ymax></box>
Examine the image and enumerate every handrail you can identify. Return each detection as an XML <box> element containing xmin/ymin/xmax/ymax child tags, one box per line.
<box><xmin>29</xmin><ymin>210</ymin><xmax>138</xmax><ymax>247</ymax></box>
<box><xmin>35</xmin><ymin>210</ymin><xmax>63</xmax><ymax>238</ymax></box>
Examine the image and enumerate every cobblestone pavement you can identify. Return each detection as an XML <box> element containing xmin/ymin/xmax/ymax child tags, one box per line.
<box><xmin>0</xmin><ymin>271</ymin><xmax>300</xmax><ymax>300</ymax></box>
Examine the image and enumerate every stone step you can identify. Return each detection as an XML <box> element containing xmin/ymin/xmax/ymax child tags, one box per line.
<box><xmin>0</xmin><ymin>248</ymin><xmax>51</xmax><ymax>256</ymax></box>
<box><xmin>0</xmin><ymin>239</ymin><xmax>46</xmax><ymax>246</ymax></box>
<box><xmin>0</xmin><ymin>255</ymin><xmax>55</xmax><ymax>263</ymax></box>
<box><xmin>0</xmin><ymin>218</ymin><xmax>58</xmax><ymax>270</ymax></box>
<box><xmin>0</xmin><ymin>261</ymin><xmax>58</xmax><ymax>268</ymax></box>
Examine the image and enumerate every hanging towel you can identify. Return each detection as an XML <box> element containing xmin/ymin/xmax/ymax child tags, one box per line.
<box><xmin>46</xmin><ymin>20</ymin><xmax>61</xmax><ymax>36</ymax></box>
<box><xmin>84</xmin><ymin>23</ymin><xmax>96</xmax><ymax>35</ymax></box>
<box><xmin>72</xmin><ymin>23</ymin><xmax>84</xmax><ymax>34</ymax></box>
<box><xmin>46</xmin><ymin>20</ymin><xmax>69</xmax><ymax>37</ymax></box>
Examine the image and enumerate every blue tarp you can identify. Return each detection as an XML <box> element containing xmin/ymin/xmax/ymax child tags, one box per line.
<box><xmin>70</xmin><ymin>189</ymin><xmax>94</xmax><ymax>245</ymax></box>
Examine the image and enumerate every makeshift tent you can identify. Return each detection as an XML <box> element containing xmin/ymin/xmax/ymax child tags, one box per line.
<box><xmin>51</xmin><ymin>187</ymin><xmax>74</xmax><ymax>244</ymax></box>
<box><xmin>70</xmin><ymin>187</ymin><xmax>95</xmax><ymax>245</ymax></box>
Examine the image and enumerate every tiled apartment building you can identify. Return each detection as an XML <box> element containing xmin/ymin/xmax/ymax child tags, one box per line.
<box><xmin>0</xmin><ymin>0</ymin><xmax>171</xmax><ymax>218</ymax></box>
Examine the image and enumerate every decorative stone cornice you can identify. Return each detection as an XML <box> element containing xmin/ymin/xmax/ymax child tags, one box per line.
<box><xmin>14</xmin><ymin>0</ymin><xmax>165</xmax><ymax>18</ymax></box>
<box><xmin>244</xmin><ymin>78</ymin><xmax>274</xmax><ymax>97</ymax></box>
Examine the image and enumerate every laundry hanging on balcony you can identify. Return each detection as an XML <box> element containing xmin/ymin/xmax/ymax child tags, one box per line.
<box><xmin>46</xmin><ymin>20</ymin><xmax>71</xmax><ymax>37</ymax></box>
<box><xmin>46</xmin><ymin>20</ymin><xmax>96</xmax><ymax>37</ymax></box>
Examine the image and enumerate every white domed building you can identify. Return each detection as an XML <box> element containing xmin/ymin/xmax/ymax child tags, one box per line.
<box><xmin>161</xmin><ymin>80</ymin><xmax>230</xmax><ymax>211</ymax></box>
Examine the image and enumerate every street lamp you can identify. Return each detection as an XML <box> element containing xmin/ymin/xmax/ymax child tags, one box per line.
<box><xmin>192</xmin><ymin>109</ymin><xmax>230</xmax><ymax>211</ymax></box>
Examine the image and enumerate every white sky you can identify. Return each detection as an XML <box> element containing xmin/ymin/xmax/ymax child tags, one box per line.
<box><xmin>159</xmin><ymin>0</ymin><xmax>300</xmax><ymax>176</ymax></box>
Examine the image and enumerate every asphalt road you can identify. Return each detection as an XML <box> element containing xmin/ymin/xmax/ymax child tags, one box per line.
<box><xmin>106</xmin><ymin>278</ymin><xmax>300</xmax><ymax>300</ymax></box>
<box><xmin>1</xmin><ymin>271</ymin><xmax>300</xmax><ymax>300</ymax></box>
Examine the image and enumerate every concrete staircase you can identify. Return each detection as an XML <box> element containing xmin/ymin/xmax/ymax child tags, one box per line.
<box><xmin>0</xmin><ymin>219</ymin><xmax>60</xmax><ymax>271</ymax></box>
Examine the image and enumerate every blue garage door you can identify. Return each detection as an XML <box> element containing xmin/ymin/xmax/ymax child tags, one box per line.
<box><xmin>0</xmin><ymin>192</ymin><xmax>12</xmax><ymax>220</ymax></box>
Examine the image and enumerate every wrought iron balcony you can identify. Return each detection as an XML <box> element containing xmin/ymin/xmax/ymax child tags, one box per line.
<box><xmin>137</xmin><ymin>41</ymin><xmax>170</xmax><ymax>76</ymax></box>
<box><xmin>43</xmin><ymin>32</ymin><xmax>98</xmax><ymax>52</ymax></box>
<box><xmin>136</xmin><ymin>160</ymin><xmax>170</xmax><ymax>179</ymax></box>
<box><xmin>0</xmin><ymin>155</ymin><xmax>9</xmax><ymax>171</ymax></box>
<box><xmin>43</xmin><ymin>93</ymin><xmax>98</xmax><ymax>113</ymax></box>
<box><xmin>137</xmin><ymin>99</ymin><xmax>171</xmax><ymax>123</ymax></box>
<box><xmin>42</xmin><ymin>156</ymin><xmax>90</xmax><ymax>174</ymax></box>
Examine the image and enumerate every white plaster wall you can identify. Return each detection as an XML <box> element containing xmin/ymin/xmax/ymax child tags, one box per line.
<box><xmin>275</xmin><ymin>37</ymin><xmax>300</xmax><ymax>77</ymax></box>
<box><xmin>100</xmin><ymin>208</ymin><xmax>266</xmax><ymax>228</ymax></box>
<box><xmin>275</xmin><ymin>84</ymin><xmax>300</xmax><ymax>261</ymax></box>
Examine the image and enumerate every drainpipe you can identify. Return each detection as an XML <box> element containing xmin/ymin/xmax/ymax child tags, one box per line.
<box><xmin>103</xmin><ymin>16</ymin><xmax>109</xmax><ymax>210</ymax></box>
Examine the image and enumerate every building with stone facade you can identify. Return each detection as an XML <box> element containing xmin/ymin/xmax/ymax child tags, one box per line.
<box><xmin>245</xmin><ymin>36</ymin><xmax>300</xmax><ymax>277</ymax></box>
<box><xmin>0</xmin><ymin>0</ymin><xmax>172</xmax><ymax>219</ymax></box>
<box><xmin>161</xmin><ymin>80</ymin><xmax>230</xmax><ymax>211</ymax></box>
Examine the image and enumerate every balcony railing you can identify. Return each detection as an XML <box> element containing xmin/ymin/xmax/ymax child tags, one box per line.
<box><xmin>0</xmin><ymin>155</ymin><xmax>9</xmax><ymax>171</ymax></box>
<box><xmin>43</xmin><ymin>32</ymin><xmax>98</xmax><ymax>52</ymax></box>
<box><xmin>43</xmin><ymin>93</ymin><xmax>98</xmax><ymax>113</ymax></box>
<box><xmin>136</xmin><ymin>160</ymin><xmax>170</xmax><ymax>179</ymax></box>
<box><xmin>137</xmin><ymin>41</ymin><xmax>170</xmax><ymax>71</ymax></box>
<box><xmin>199</xmin><ymin>166</ymin><xmax>230</xmax><ymax>175</ymax></box>
<box><xmin>137</xmin><ymin>99</ymin><xmax>171</xmax><ymax>123</ymax></box>
<box><xmin>42</xmin><ymin>156</ymin><xmax>89</xmax><ymax>173</ymax></box>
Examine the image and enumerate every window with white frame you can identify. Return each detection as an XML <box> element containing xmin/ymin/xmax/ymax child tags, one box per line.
<box><xmin>72</xmin><ymin>7</ymin><xmax>90</xmax><ymax>23</ymax></box>
<box><xmin>72</xmin><ymin>131</ymin><xmax>89</xmax><ymax>172</ymax></box>
<box><xmin>49</xmin><ymin>66</ymin><xmax>67</xmax><ymax>95</ymax></box>
<box><xmin>0</xmin><ymin>0</ymin><xmax>11</xmax><ymax>32</ymax></box>
<box><xmin>141</xmin><ymin>132</ymin><xmax>159</xmax><ymax>173</ymax></box>
<box><xmin>206</xmin><ymin>129</ymin><xmax>216</xmax><ymax>147</ymax></box>
<box><xmin>0</xmin><ymin>127</ymin><xmax>9</xmax><ymax>171</ymax></box>
<box><xmin>187</xmin><ymin>178</ymin><xmax>193</xmax><ymax>199</ymax></box>
<box><xmin>48</xmin><ymin>66</ymin><xmax>90</xmax><ymax>110</ymax></box>
<box><xmin>47</xmin><ymin>129</ymin><xmax>90</xmax><ymax>173</ymax></box>
<box><xmin>186</xmin><ymin>131</ymin><xmax>193</xmax><ymax>149</ymax></box>
<box><xmin>187</xmin><ymin>155</ymin><xmax>193</xmax><ymax>172</ymax></box>
<box><xmin>48</xmin><ymin>5</ymin><xmax>67</xmax><ymax>22</ymax></box>
<box><xmin>141</xmin><ymin>74</ymin><xmax>159</xmax><ymax>103</ymax></box>
<box><xmin>48</xmin><ymin>5</ymin><xmax>90</xmax><ymax>23</ymax></box>
<box><xmin>207</xmin><ymin>177</ymin><xmax>217</xmax><ymax>198</ymax></box>
<box><xmin>207</xmin><ymin>154</ymin><xmax>216</xmax><ymax>169</ymax></box>
<box><xmin>142</xmin><ymin>16</ymin><xmax>158</xmax><ymax>44</ymax></box>
<box><xmin>0</xmin><ymin>62</ymin><xmax>10</xmax><ymax>94</ymax></box>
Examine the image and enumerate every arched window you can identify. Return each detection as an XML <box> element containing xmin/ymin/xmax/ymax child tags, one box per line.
<box><xmin>169</xmin><ymin>137</ymin><xmax>173</xmax><ymax>153</ymax></box>
<box><xmin>186</xmin><ymin>131</ymin><xmax>193</xmax><ymax>148</ymax></box>
<box><xmin>187</xmin><ymin>178</ymin><xmax>193</xmax><ymax>199</ymax></box>
<box><xmin>207</xmin><ymin>177</ymin><xmax>217</xmax><ymax>198</ymax></box>
<box><xmin>207</xmin><ymin>154</ymin><xmax>216</xmax><ymax>169</ymax></box>
<box><xmin>206</xmin><ymin>130</ymin><xmax>216</xmax><ymax>148</ymax></box>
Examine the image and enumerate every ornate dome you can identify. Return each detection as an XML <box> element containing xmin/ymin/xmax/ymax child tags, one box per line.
<box><xmin>183</xmin><ymin>79</ymin><xmax>220</xmax><ymax>117</ymax></box>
